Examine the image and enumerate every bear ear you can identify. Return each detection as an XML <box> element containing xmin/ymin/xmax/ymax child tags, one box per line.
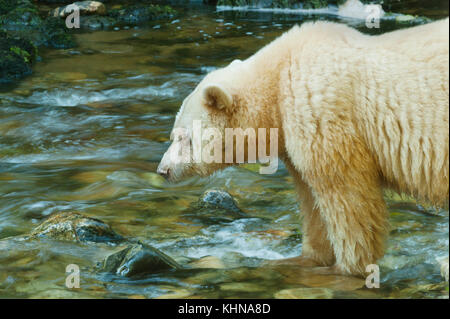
<box><xmin>230</xmin><ymin>59</ymin><xmax>242</xmax><ymax>67</ymax></box>
<box><xmin>203</xmin><ymin>84</ymin><xmax>233</xmax><ymax>110</ymax></box>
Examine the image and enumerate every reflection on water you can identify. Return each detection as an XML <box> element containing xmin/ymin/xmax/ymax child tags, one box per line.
<box><xmin>0</xmin><ymin>5</ymin><xmax>448</xmax><ymax>298</ymax></box>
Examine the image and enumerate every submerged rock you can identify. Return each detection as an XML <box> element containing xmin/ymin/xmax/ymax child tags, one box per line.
<box><xmin>393</xmin><ymin>282</ymin><xmax>449</xmax><ymax>298</ymax></box>
<box><xmin>198</xmin><ymin>189</ymin><xmax>242</xmax><ymax>213</ymax></box>
<box><xmin>182</xmin><ymin>189</ymin><xmax>246</xmax><ymax>224</ymax></box>
<box><xmin>29</xmin><ymin>211</ymin><xmax>124</xmax><ymax>244</ymax></box>
<box><xmin>155</xmin><ymin>288</ymin><xmax>192</xmax><ymax>299</ymax></box>
<box><xmin>98</xmin><ymin>243</ymin><xmax>181</xmax><ymax>277</ymax></box>
<box><xmin>188</xmin><ymin>256</ymin><xmax>226</xmax><ymax>269</ymax></box>
<box><xmin>274</xmin><ymin>287</ymin><xmax>334</xmax><ymax>299</ymax></box>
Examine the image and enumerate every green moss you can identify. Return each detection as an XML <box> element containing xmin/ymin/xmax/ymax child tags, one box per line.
<box><xmin>303</xmin><ymin>0</ymin><xmax>329</xmax><ymax>9</ymax></box>
<box><xmin>0</xmin><ymin>31</ymin><xmax>36</xmax><ymax>83</ymax></box>
<box><xmin>0</xmin><ymin>0</ymin><xmax>35</xmax><ymax>15</ymax></box>
<box><xmin>10</xmin><ymin>46</ymin><xmax>30</xmax><ymax>62</ymax></box>
<box><xmin>0</xmin><ymin>7</ymin><xmax>42</xmax><ymax>30</ymax></box>
<box><xmin>272</xmin><ymin>0</ymin><xmax>296</xmax><ymax>9</ymax></box>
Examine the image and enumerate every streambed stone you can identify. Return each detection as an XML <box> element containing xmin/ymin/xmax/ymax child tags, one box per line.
<box><xmin>98</xmin><ymin>243</ymin><xmax>181</xmax><ymax>277</ymax></box>
<box><xmin>51</xmin><ymin>1</ymin><xmax>107</xmax><ymax>18</ymax></box>
<box><xmin>199</xmin><ymin>189</ymin><xmax>243</xmax><ymax>214</ymax></box>
<box><xmin>274</xmin><ymin>287</ymin><xmax>334</xmax><ymax>299</ymax></box>
<box><xmin>188</xmin><ymin>256</ymin><xmax>225</xmax><ymax>269</ymax></box>
<box><xmin>182</xmin><ymin>189</ymin><xmax>246</xmax><ymax>224</ymax></box>
<box><xmin>29</xmin><ymin>211</ymin><xmax>124</xmax><ymax>244</ymax></box>
<box><xmin>51</xmin><ymin>3</ymin><xmax>178</xmax><ymax>30</ymax></box>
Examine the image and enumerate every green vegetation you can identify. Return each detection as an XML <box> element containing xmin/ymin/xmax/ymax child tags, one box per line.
<box><xmin>10</xmin><ymin>46</ymin><xmax>31</xmax><ymax>63</ymax></box>
<box><xmin>303</xmin><ymin>0</ymin><xmax>329</xmax><ymax>9</ymax></box>
<box><xmin>0</xmin><ymin>30</ymin><xmax>36</xmax><ymax>83</ymax></box>
<box><xmin>0</xmin><ymin>0</ymin><xmax>76</xmax><ymax>83</ymax></box>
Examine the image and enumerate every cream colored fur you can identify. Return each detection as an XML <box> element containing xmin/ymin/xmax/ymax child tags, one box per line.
<box><xmin>158</xmin><ymin>18</ymin><xmax>449</xmax><ymax>276</ymax></box>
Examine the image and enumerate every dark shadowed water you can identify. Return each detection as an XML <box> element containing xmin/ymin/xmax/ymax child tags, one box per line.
<box><xmin>0</xmin><ymin>4</ymin><xmax>448</xmax><ymax>298</ymax></box>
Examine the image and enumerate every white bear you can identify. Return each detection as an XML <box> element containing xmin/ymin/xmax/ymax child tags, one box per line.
<box><xmin>158</xmin><ymin>18</ymin><xmax>449</xmax><ymax>277</ymax></box>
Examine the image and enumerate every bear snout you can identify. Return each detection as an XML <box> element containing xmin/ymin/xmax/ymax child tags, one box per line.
<box><xmin>156</xmin><ymin>162</ymin><xmax>171</xmax><ymax>180</ymax></box>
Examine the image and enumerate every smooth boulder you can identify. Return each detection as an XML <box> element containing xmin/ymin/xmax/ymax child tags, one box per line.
<box><xmin>51</xmin><ymin>1</ymin><xmax>107</xmax><ymax>18</ymax></box>
<box><xmin>98</xmin><ymin>243</ymin><xmax>182</xmax><ymax>277</ymax></box>
<box><xmin>30</xmin><ymin>211</ymin><xmax>124</xmax><ymax>244</ymax></box>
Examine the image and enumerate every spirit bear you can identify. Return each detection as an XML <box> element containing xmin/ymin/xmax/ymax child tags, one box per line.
<box><xmin>157</xmin><ymin>19</ymin><xmax>449</xmax><ymax>276</ymax></box>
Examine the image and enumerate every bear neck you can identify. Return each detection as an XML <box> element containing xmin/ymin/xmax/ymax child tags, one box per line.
<box><xmin>234</xmin><ymin>45</ymin><xmax>291</xmax><ymax>130</ymax></box>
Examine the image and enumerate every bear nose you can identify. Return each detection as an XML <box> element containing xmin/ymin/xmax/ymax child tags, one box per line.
<box><xmin>157</xmin><ymin>165</ymin><xmax>170</xmax><ymax>180</ymax></box>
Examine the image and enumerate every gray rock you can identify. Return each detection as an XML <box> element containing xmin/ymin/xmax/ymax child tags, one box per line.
<box><xmin>199</xmin><ymin>189</ymin><xmax>242</xmax><ymax>213</ymax></box>
<box><xmin>182</xmin><ymin>189</ymin><xmax>246</xmax><ymax>225</ymax></box>
<box><xmin>98</xmin><ymin>243</ymin><xmax>182</xmax><ymax>277</ymax></box>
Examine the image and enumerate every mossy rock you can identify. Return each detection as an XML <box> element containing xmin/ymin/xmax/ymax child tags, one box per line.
<box><xmin>0</xmin><ymin>7</ymin><xmax>41</xmax><ymax>31</ymax></box>
<box><xmin>0</xmin><ymin>0</ymin><xmax>35</xmax><ymax>15</ymax></box>
<box><xmin>305</xmin><ymin>0</ymin><xmax>329</xmax><ymax>9</ymax></box>
<box><xmin>0</xmin><ymin>31</ymin><xmax>36</xmax><ymax>83</ymax></box>
<box><xmin>108</xmin><ymin>4</ymin><xmax>177</xmax><ymax>25</ymax></box>
<box><xmin>42</xmin><ymin>16</ymin><xmax>76</xmax><ymax>49</ymax></box>
<box><xmin>29</xmin><ymin>211</ymin><xmax>124</xmax><ymax>244</ymax></box>
<box><xmin>0</xmin><ymin>0</ymin><xmax>75</xmax><ymax>49</ymax></box>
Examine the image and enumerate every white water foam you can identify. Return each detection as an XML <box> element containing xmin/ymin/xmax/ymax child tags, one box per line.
<box><xmin>20</xmin><ymin>84</ymin><xmax>175</xmax><ymax>107</ymax></box>
<box><xmin>217</xmin><ymin>0</ymin><xmax>385</xmax><ymax>21</ymax></box>
<box><xmin>157</xmin><ymin>218</ymin><xmax>301</xmax><ymax>260</ymax></box>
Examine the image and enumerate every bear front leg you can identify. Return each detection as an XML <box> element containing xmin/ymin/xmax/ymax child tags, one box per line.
<box><xmin>299</xmin><ymin>184</ymin><xmax>336</xmax><ymax>267</ymax></box>
<box><xmin>266</xmin><ymin>186</ymin><xmax>335</xmax><ymax>267</ymax></box>
<box><xmin>269</xmin><ymin>160</ymin><xmax>335</xmax><ymax>267</ymax></box>
<box><xmin>302</xmin><ymin>139</ymin><xmax>389</xmax><ymax>276</ymax></box>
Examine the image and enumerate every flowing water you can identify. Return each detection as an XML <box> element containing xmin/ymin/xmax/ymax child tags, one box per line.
<box><xmin>0</xmin><ymin>4</ymin><xmax>448</xmax><ymax>299</ymax></box>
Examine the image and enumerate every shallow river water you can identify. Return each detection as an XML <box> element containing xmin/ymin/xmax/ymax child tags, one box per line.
<box><xmin>0</xmin><ymin>3</ymin><xmax>448</xmax><ymax>298</ymax></box>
